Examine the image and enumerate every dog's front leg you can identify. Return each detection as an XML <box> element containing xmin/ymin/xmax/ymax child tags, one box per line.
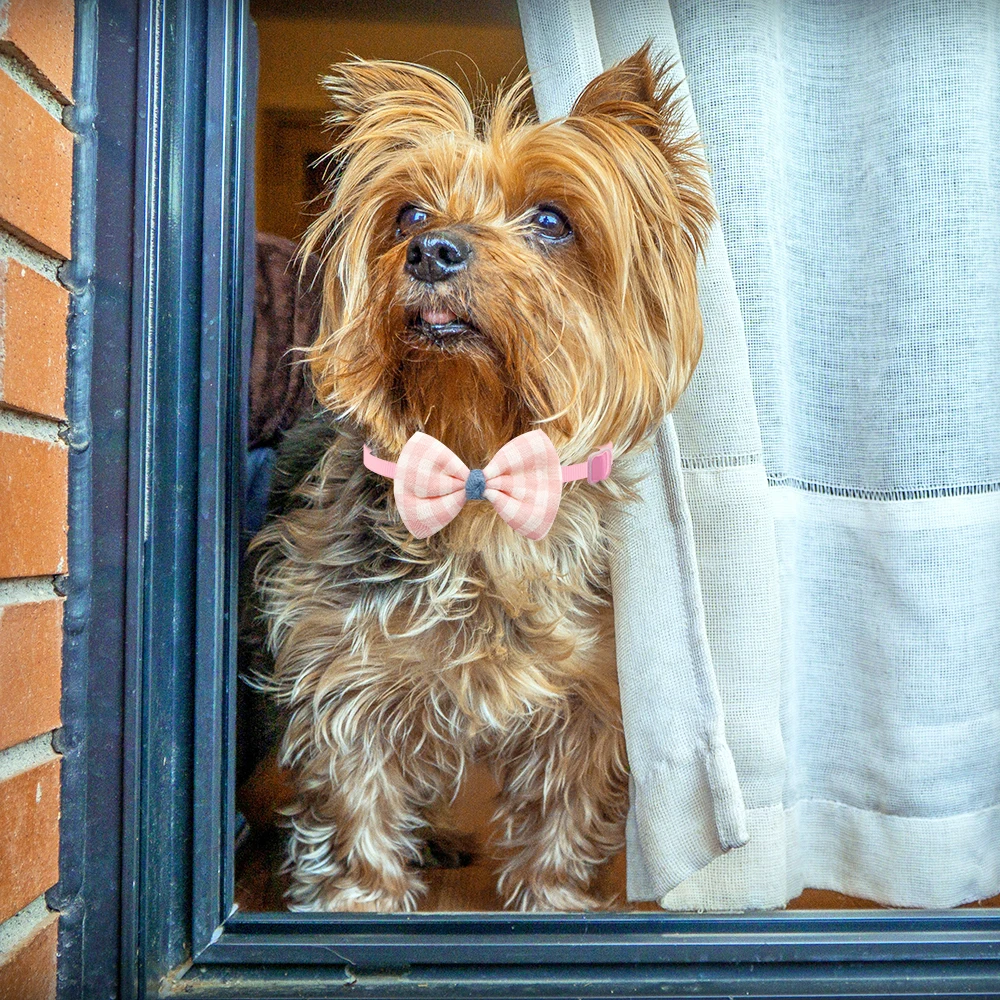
<box><xmin>492</xmin><ymin>694</ymin><xmax>629</xmax><ymax>911</ymax></box>
<box><xmin>281</xmin><ymin>698</ymin><xmax>446</xmax><ymax>912</ymax></box>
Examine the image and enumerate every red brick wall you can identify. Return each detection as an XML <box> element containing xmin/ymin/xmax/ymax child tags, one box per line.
<box><xmin>0</xmin><ymin>0</ymin><xmax>74</xmax><ymax>996</ymax></box>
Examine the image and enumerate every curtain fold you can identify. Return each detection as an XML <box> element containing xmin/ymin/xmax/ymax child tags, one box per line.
<box><xmin>611</xmin><ymin>420</ymin><xmax>750</xmax><ymax>898</ymax></box>
<box><xmin>518</xmin><ymin>0</ymin><xmax>1000</xmax><ymax>909</ymax></box>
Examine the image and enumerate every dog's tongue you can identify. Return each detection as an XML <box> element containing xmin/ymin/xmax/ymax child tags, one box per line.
<box><xmin>421</xmin><ymin>307</ymin><xmax>457</xmax><ymax>326</ymax></box>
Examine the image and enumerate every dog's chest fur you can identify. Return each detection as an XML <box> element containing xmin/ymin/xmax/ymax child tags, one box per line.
<box><xmin>256</xmin><ymin>417</ymin><xmax>620</xmax><ymax>747</ymax></box>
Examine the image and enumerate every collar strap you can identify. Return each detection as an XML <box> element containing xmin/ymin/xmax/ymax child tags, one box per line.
<box><xmin>559</xmin><ymin>444</ymin><xmax>614</xmax><ymax>484</ymax></box>
<box><xmin>363</xmin><ymin>442</ymin><xmax>614</xmax><ymax>485</ymax></box>
<box><xmin>362</xmin><ymin>446</ymin><xmax>398</xmax><ymax>480</ymax></box>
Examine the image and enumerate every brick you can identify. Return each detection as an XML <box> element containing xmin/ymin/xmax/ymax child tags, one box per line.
<box><xmin>0</xmin><ymin>71</ymin><xmax>72</xmax><ymax>259</ymax></box>
<box><xmin>0</xmin><ymin>912</ymin><xmax>57</xmax><ymax>1000</ymax></box>
<box><xmin>0</xmin><ymin>432</ymin><xmax>67</xmax><ymax>578</ymax></box>
<box><xmin>0</xmin><ymin>759</ymin><xmax>60</xmax><ymax>924</ymax></box>
<box><xmin>0</xmin><ymin>0</ymin><xmax>74</xmax><ymax>103</ymax></box>
<box><xmin>0</xmin><ymin>602</ymin><xmax>62</xmax><ymax>752</ymax></box>
<box><xmin>0</xmin><ymin>260</ymin><xmax>68</xmax><ymax>419</ymax></box>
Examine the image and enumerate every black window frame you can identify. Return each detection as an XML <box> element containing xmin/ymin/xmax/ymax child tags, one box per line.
<box><xmin>63</xmin><ymin>0</ymin><xmax>1000</xmax><ymax>996</ymax></box>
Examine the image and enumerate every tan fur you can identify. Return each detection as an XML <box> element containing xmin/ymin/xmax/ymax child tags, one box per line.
<box><xmin>252</xmin><ymin>45</ymin><xmax>713</xmax><ymax>911</ymax></box>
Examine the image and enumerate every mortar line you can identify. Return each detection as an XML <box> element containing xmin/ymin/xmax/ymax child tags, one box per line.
<box><xmin>0</xmin><ymin>897</ymin><xmax>54</xmax><ymax>955</ymax></box>
<box><xmin>0</xmin><ymin>577</ymin><xmax>60</xmax><ymax>606</ymax></box>
<box><xmin>0</xmin><ymin>406</ymin><xmax>66</xmax><ymax>443</ymax></box>
<box><xmin>0</xmin><ymin>230</ymin><xmax>63</xmax><ymax>283</ymax></box>
<box><xmin>0</xmin><ymin>733</ymin><xmax>58</xmax><ymax>783</ymax></box>
<box><xmin>0</xmin><ymin>48</ymin><xmax>66</xmax><ymax>119</ymax></box>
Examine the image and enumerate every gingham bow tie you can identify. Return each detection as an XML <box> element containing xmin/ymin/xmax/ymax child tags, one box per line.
<box><xmin>363</xmin><ymin>430</ymin><xmax>613</xmax><ymax>540</ymax></box>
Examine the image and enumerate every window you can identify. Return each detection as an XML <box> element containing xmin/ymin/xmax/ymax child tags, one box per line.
<box><xmin>66</xmin><ymin>0</ymin><xmax>1000</xmax><ymax>995</ymax></box>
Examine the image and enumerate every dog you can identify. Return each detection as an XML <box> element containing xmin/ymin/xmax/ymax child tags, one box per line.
<box><xmin>249</xmin><ymin>44</ymin><xmax>713</xmax><ymax>912</ymax></box>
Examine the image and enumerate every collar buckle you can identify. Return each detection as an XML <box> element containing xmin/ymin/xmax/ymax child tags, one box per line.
<box><xmin>586</xmin><ymin>445</ymin><xmax>614</xmax><ymax>484</ymax></box>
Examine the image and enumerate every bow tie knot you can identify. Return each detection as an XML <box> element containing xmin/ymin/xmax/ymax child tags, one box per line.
<box><xmin>363</xmin><ymin>430</ymin><xmax>613</xmax><ymax>540</ymax></box>
<box><xmin>464</xmin><ymin>468</ymin><xmax>487</xmax><ymax>501</ymax></box>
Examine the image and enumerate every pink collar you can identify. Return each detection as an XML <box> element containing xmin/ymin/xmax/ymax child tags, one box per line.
<box><xmin>361</xmin><ymin>430</ymin><xmax>613</xmax><ymax>539</ymax></box>
<box><xmin>363</xmin><ymin>438</ymin><xmax>613</xmax><ymax>484</ymax></box>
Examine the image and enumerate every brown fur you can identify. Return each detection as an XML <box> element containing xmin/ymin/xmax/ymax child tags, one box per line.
<box><xmin>251</xmin><ymin>45</ymin><xmax>713</xmax><ymax>911</ymax></box>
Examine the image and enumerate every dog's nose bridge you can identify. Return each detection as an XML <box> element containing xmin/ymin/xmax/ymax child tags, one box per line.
<box><xmin>405</xmin><ymin>230</ymin><xmax>473</xmax><ymax>283</ymax></box>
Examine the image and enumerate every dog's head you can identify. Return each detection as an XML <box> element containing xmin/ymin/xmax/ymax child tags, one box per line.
<box><xmin>304</xmin><ymin>45</ymin><xmax>713</xmax><ymax>465</ymax></box>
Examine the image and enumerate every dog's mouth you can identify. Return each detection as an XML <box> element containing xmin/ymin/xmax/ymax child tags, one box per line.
<box><xmin>405</xmin><ymin>306</ymin><xmax>481</xmax><ymax>347</ymax></box>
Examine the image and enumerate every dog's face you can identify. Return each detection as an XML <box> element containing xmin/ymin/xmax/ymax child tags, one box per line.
<box><xmin>305</xmin><ymin>47</ymin><xmax>713</xmax><ymax>465</ymax></box>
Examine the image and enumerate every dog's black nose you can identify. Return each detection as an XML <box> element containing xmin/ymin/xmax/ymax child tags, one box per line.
<box><xmin>405</xmin><ymin>231</ymin><xmax>473</xmax><ymax>283</ymax></box>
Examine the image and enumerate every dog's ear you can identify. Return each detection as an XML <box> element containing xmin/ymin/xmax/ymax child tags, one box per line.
<box><xmin>570</xmin><ymin>43</ymin><xmax>666</xmax><ymax>133</ymax></box>
<box><xmin>570</xmin><ymin>44</ymin><xmax>713</xmax><ymax>254</ymax></box>
<box><xmin>300</xmin><ymin>60</ymin><xmax>475</xmax><ymax>270</ymax></box>
<box><xmin>322</xmin><ymin>59</ymin><xmax>474</xmax><ymax>148</ymax></box>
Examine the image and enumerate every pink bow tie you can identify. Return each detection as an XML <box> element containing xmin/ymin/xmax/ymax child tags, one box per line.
<box><xmin>363</xmin><ymin>430</ymin><xmax>613</xmax><ymax>540</ymax></box>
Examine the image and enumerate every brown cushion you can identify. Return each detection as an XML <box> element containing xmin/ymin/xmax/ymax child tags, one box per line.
<box><xmin>248</xmin><ymin>232</ymin><xmax>322</xmax><ymax>450</ymax></box>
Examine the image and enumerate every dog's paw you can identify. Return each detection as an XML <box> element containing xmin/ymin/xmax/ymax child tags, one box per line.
<box><xmin>286</xmin><ymin>872</ymin><xmax>425</xmax><ymax>912</ymax></box>
<box><xmin>508</xmin><ymin>882</ymin><xmax>609</xmax><ymax>912</ymax></box>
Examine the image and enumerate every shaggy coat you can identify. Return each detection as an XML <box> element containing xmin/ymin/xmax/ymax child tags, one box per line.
<box><xmin>251</xmin><ymin>45</ymin><xmax>713</xmax><ymax>911</ymax></box>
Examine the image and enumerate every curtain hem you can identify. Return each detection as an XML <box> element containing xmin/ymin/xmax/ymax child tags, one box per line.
<box><xmin>625</xmin><ymin>742</ymin><xmax>749</xmax><ymax>901</ymax></box>
<box><xmin>790</xmin><ymin>797</ymin><xmax>1000</xmax><ymax>909</ymax></box>
<box><xmin>643</xmin><ymin>800</ymin><xmax>1000</xmax><ymax>910</ymax></box>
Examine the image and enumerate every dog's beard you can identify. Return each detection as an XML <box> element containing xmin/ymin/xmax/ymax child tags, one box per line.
<box><xmin>392</xmin><ymin>319</ymin><xmax>527</xmax><ymax>466</ymax></box>
<box><xmin>327</xmin><ymin>272</ymin><xmax>536</xmax><ymax>463</ymax></box>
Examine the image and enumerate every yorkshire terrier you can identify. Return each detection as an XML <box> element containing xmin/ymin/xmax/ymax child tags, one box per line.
<box><xmin>250</xmin><ymin>44</ymin><xmax>713</xmax><ymax>912</ymax></box>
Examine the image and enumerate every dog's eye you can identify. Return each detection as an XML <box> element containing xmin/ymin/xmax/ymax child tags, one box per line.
<box><xmin>529</xmin><ymin>206</ymin><xmax>572</xmax><ymax>242</ymax></box>
<box><xmin>397</xmin><ymin>205</ymin><xmax>429</xmax><ymax>237</ymax></box>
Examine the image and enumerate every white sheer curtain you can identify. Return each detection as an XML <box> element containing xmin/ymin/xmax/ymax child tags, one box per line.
<box><xmin>518</xmin><ymin>0</ymin><xmax>1000</xmax><ymax>909</ymax></box>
